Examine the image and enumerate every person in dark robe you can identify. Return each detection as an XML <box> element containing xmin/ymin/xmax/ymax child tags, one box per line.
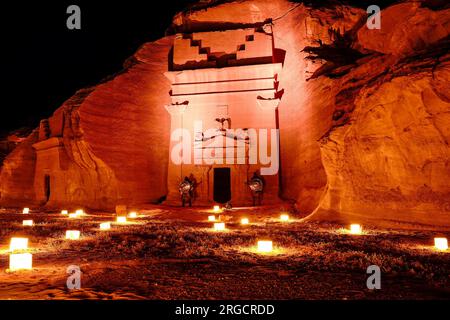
<box><xmin>179</xmin><ymin>176</ymin><xmax>194</xmax><ymax>207</ymax></box>
<box><xmin>248</xmin><ymin>171</ymin><xmax>265</xmax><ymax>206</ymax></box>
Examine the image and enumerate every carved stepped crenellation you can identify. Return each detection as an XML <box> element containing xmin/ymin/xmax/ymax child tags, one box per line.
<box><xmin>173</xmin><ymin>27</ymin><xmax>273</xmax><ymax>70</ymax></box>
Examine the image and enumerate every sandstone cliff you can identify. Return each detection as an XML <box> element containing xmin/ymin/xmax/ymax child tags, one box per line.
<box><xmin>0</xmin><ymin>131</ymin><xmax>38</xmax><ymax>206</ymax></box>
<box><xmin>169</xmin><ymin>0</ymin><xmax>450</xmax><ymax>227</ymax></box>
<box><xmin>1</xmin><ymin>0</ymin><xmax>449</xmax><ymax>228</ymax></box>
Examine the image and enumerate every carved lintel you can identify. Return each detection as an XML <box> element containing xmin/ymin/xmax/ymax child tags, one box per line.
<box><xmin>32</xmin><ymin>137</ymin><xmax>63</xmax><ymax>152</ymax></box>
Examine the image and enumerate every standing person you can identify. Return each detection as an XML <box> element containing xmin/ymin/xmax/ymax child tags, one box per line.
<box><xmin>179</xmin><ymin>176</ymin><xmax>193</xmax><ymax>207</ymax></box>
<box><xmin>248</xmin><ymin>171</ymin><xmax>264</xmax><ymax>206</ymax></box>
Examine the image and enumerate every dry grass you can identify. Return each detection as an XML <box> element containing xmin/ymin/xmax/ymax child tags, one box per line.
<box><xmin>0</xmin><ymin>206</ymin><xmax>449</xmax><ymax>299</ymax></box>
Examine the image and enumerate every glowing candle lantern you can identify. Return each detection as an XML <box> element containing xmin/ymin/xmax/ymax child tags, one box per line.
<box><xmin>208</xmin><ymin>215</ymin><xmax>216</xmax><ymax>222</ymax></box>
<box><xmin>61</xmin><ymin>210</ymin><xmax>68</xmax><ymax>215</ymax></box>
<box><xmin>10</xmin><ymin>238</ymin><xmax>28</xmax><ymax>252</ymax></box>
<box><xmin>434</xmin><ymin>237</ymin><xmax>448</xmax><ymax>251</ymax></box>
<box><xmin>128</xmin><ymin>212</ymin><xmax>138</xmax><ymax>218</ymax></box>
<box><xmin>22</xmin><ymin>220</ymin><xmax>33</xmax><ymax>226</ymax></box>
<box><xmin>241</xmin><ymin>218</ymin><xmax>249</xmax><ymax>225</ymax></box>
<box><xmin>22</xmin><ymin>208</ymin><xmax>30</xmax><ymax>214</ymax></box>
<box><xmin>257</xmin><ymin>240</ymin><xmax>273</xmax><ymax>253</ymax></box>
<box><xmin>213</xmin><ymin>205</ymin><xmax>221</xmax><ymax>213</ymax></box>
<box><xmin>349</xmin><ymin>224</ymin><xmax>362</xmax><ymax>235</ymax></box>
<box><xmin>280</xmin><ymin>214</ymin><xmax>289</xmax><ymax>222</ymax></box>
<box><xmin>116</xmin><ymin>216</ymin><xmax>127</xmax><ymax>224</ymax></box>
<box><xmin>68</xmin><ymin>213</ymin><xmax>78</xmax><ymax>219</ymax></box>
<box><xmin>100</xmin><ymin>222</ymin><xmax>111</xmax><ymax>230</ymax></box>
<box><xmin>9</xmin><ymin>253</ymin><xmax>32</xmax><ymax>271</ymax></box>
<box><xmin>213</xmin><ymin>223</ymin><xmax>225</xmax><ymax>231</ymax></box>
<box><xmin>65</xmin><ymin>230</ymin><xmax>80</xmax><ymax>240</ymax></box>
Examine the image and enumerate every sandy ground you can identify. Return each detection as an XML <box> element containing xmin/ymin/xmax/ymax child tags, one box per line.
<box><xmin>0</xmin><ymin>205</ymin><xmax>449</xmax><ymax>300</ymax></box>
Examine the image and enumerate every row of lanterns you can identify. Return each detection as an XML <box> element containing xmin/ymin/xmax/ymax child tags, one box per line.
<box><xmin>6</xmin><ymin>207</ymin><xmax>450</xmax><ymax>271</ymax></box>
<box><xmin>207</xmin><ymin>212</ymin><xmax>294</xmax><ymax>253</ymax></box>
<box><xmin>7</xmin><ymin>209</ymin><xmax>140</xmax><ymax>271</ymax></box>
<box><xmin>9</xmin><ymin>208</ymin><xmax>36</xmax><ymax>270</ymax></box>
<box><xmin>210</xmin><ymin>207</ymin><xmax>449</xmax><ymax>254</ymax></box>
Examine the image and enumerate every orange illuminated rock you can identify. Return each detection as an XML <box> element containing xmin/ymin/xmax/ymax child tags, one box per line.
<box><xmin>170</xmin><ymin>0</ymin><xmax>450</xmax><ymax>227</ymax></box>
<box><xmin>356</xmin><ymin>2</ymin><xmax>450</xmax><ymax>57</ymax></box>
<box><xmin>313</xmin><ymin>54</ymin><xmax>450</xmax><ymax>228</ymax></box>
<box><xmin>0</xmin><ymin>131</ymin><xmax>39</xmax><ymax>207</ymax></box>
<box><xmin>0</xmin><ymin>0</ymin><xmax>449</xmax><ymax>228</ymax></box>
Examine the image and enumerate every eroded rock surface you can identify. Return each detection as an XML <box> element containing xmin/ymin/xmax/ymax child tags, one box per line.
<box><xmin>166</xmin><ymin>0</ymin><xmax>450</xmax><ymax>227</ymax></box>
<box><xmin>1</xmin><ymin>0</ymin><xmax>449</xmax><ymax>228</ymax></box>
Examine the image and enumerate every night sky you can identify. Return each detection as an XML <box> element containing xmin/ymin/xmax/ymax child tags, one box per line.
<box><xmin>0</xmin><ymin>0</ymin><xmax>196</xmax><ymax>136</ymax></box>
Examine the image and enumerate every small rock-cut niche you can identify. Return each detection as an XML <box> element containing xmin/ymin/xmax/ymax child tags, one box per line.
<box><xmin>199</xmin><ymin>47</ymin><xmax>209</xmax><ymax>54</ymax></box>
<box><xmin>191</xmin><ymin>39</ymin><xmax>201</xmax><ymax>47</ymax></box>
